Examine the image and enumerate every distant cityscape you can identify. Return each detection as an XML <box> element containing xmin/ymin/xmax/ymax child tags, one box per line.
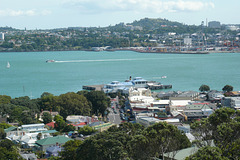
<box><xmin>0</xmin><ymin>18</ymin><xmax>239</xmax><ymax>53</ymax></box>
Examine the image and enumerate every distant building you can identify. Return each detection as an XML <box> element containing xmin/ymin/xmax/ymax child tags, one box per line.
<box><xmin>221</xmin><ymin>97</ymin><xmax>240</xmax><ymax>110</ymax></box>
<box><xmin>184</xmin><ymin>38</ymin><xmax>192</xmax><ymax>46</ymax></box>
<box><xmin>136</xmin><ymin>116</ymin><xmax>162</xmax><ymax>127</ymax></box>
<box><xmin>226</xmin><ymin>25</ymin><xmax>239</xmax><ymax>31</ymax></box>
<box><xmin>208</xmin><ymin>21</ymin><xmax>221</xmax><ymax>28</ymax></box>
<box><xmin>0</xmin><ymin>32</ymin><xmax>4</xmax><ymax>41</ymax></box>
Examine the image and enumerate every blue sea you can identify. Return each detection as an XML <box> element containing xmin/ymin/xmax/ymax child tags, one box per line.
<box><xmin>0</xmin><ymin>51</ymin><xmax>239</xmax><ymax>98</ymax></box>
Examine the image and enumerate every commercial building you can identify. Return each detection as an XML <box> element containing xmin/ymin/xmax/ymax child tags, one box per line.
<box><xmin>208</xmin><ymin>21</ymin><xmax>221</xmax><ymax>28</ymax></box>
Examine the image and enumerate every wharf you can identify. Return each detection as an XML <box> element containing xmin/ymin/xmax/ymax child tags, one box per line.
<box><xmin>148</xmin><ymin>84</ymin><xmax>172</xmax><ymax>90</ymax></box>
<box><xmin>82</xmin><ymin>84</ymin><xmax>105</xmax><ymax>91</ymax></box>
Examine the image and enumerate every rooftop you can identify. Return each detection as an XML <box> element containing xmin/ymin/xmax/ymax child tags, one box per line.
<box><xmin>36</xmin><ymin>136</ymin><xmax>72</xmax><ymax>146</ymax></box>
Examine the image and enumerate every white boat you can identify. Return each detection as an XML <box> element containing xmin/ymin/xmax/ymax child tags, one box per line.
<box><xmin>161</xmin><ymin>76</ymin><xmax>167</xmax><ymax>79</ymax></box>
<box><xmin>102</xmin><ymin>76</ymin><xmax>172</xmax><ymax>93</ymax></box>
<box><xmin>6</xmin><ymin>61</ymin><xmax>10</xmax><ymax>68</ymax></box>
<box><xmin>46</xmin><ymin>60</ymin><xmax>55</xmax><ymax>63</ymax></box>
<box><xmin>103</xmin><ymin>77</ymin><xmax>151</xmax><ymax>93</ymax></box>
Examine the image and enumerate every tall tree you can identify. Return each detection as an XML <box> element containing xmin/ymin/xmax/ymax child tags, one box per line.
<box><xmin>0</xmin><ymin>95</ymin><xmax>11</xmax><ymax>104</ymax></box>
<box><xmin>199</xmin><ymin>84</ymin><xmax>210</xmax><ymax>92</ymax></box>
<box><xmin>191</xmin><ymin>108</ymin><xmax>240</xmax><ymax>159</ymax></box>
<box><xmin>42</xmin><ymin>112</ymin><xmax>52</xmax><ymax>124</ymax></box>
<box><xmin>144</xmin><ymin>122</ymin><xmax>191</xmax><ymax>159</ymax></box>
<box><xmin>222</xmin><ymin>85</ymin><xmax>233</xmax><ymax>92</ymax></box>
<box><xmin>186</xmin><ymin>146</ymin><xmax>229</xmax><ymax>160</ymax></box>
<box><xmin>57</xmin><ymin>92</ymin><xmax>92</xmax><ymax>119</ymax></box>
<box><xmin>60</xmin><ymin>140</ymin><xmax>82</xmax><ymax>160</ymax></box>
<box><xmin>84</xmin><ymin>91</ymin><xmax>110</xmax><ymax>116</ymax></box>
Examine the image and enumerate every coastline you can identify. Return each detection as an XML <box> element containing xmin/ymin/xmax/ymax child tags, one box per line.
<box><xmin>0</xmin><ymin>48</ymin><xmax>239</xmax><ymax>54</ymax></box>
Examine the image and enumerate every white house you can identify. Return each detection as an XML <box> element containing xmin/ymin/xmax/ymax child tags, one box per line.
<box><xmin>21</xmin><ymin>123</ymin><xmax>47</xmax><ymax>133</ymax></box>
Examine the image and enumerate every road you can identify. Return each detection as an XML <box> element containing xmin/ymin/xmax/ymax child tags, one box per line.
<box><xmin>108</xmin><ymin>98</ymin><xmax>122</xmax><ymax>125</ymax></box>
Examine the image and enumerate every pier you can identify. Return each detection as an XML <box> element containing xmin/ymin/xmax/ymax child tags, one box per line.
<box><xmin>82</xmin><ymin>84</ymin><xmax>105</xmax><ymax>91</ymax></box>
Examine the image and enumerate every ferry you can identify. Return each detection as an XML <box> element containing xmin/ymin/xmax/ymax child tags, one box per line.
<box><xmin>103</xmin><ymin>77</ymin><xmax>172</xmax><ymax>93</ymax></box>
<box><xmin>46</xmin><ymin>60</ymin><xmax>55</xmax><ymax>63</ymax></box>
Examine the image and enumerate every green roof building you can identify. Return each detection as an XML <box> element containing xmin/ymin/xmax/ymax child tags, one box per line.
<box><xmin>35</xmin><ymin>135</ymin><xmax>72</xmax><ymax>151</ymax></box>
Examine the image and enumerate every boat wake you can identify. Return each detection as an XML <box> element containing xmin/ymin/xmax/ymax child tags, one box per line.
<box><xmin>55</xmin><ymin>58</ymin><xmax>159</xmax><ymax>63</ymax></box>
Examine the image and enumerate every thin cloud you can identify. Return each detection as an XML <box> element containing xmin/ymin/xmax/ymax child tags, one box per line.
<box><xmin>63</xmin><ymin>0</ymin><xmax>215</xmax><ymax>14</ymax></box>
<box><xmin>0</xmin><ymin>9</ymin><xmax>52</xmax><ymax>17</ymax></box>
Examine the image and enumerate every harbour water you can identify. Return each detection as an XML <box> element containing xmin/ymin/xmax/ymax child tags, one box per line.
<box><xmin>0</xmin><ymin>51</ymin><xmax>239</xmax><ymax>98</ymax></box>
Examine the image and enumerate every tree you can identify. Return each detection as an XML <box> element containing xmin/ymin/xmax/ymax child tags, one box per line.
<box><xmin>63</xmin><ymin>124</ymin><xmax>75</xmax><ymax>132</ymax></box>
<box><xmin>186</xmin><ymin>146</ymin><xmax>229</xmax><ymax>160</ymax></box>
<box><xmin>191</xmin><ymin>108</ymin><xmax>240</xmax><ymax>159</ymax></box>
<box><xmin>199</xmin><ymin>84</ymin><xmax>210</xmax><ymax>92</ymax></box>
<box><xmin>0</xmin><ymin>128</ymin><xmax>6</xmax><ymax>139</ymax></box>
<box><xmin>222</xmin><ymin>85</ymin><xmax>233</xmax><ymax>92</ymax></box>
<box><xmin>108</xmin><ymin>122</ymin><xmax>144</xmax><ymax>136</ymax></box>
<box><xmin>84</xmin><ymin>91</ymin><xmax>110</xmax><ymax>116</ymax></box>
<box><xmin>0</xmin><ymin>122</ymin><xmax>12</xmax><ymax>129</ymax></box>
<box><xmin>42</xmin><ymin>112</ymin><xmax>52</xmax><ymax>124</ymax></box>
<box><xmin>76</xmin><ymin>132</ymin><xmax>129</xmax><ymax>160</ymax></box>
<box><xmin>0</xmin><ymin>95</ymin><xmax>11</xmax><ymax>104</ymax></box>
<box><xmin>54</xmin><ymin>118</ymin><xmax>66</xmax><ymax>132</ymax></box>
<box><xmin>60</xmin><ymin>140</ymin><xmax>82</xmax><ymax>160</ymax></box>
<box><xmin>78</xmin><ymin>125</ymin><xmax>96</xmax><ymax>135</ymax></box>
<box><xmin>39</xmin><ymin>92</ymin><xmax>58</xmax><ymax>111</ymax></box>
<box><xmin>0</xmin><ymin>147</ymin><xmax>24</xmax><ymax>160</ymax></box>
<box><xmin>144</xmin><ymin>122</ymin><xmax>191</xmax><ymax>159</ymax></box>
<box><xmin>57</xmin><ymin>92</ymin><xmax>92</xmax><ymax>119</ymax></box>
<box><xmin>0</xmin><ymin>139</ymin><xmax>23</xmax><ymax>160</ymax></box>
<box><xmin>128</xmin><ymin>134</ymin><xmax>151</xmax><ymax>160</ymax></box>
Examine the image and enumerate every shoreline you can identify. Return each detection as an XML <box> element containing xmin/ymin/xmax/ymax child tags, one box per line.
<box><xmin>0</xmin><ymin>48</ymin><xmax>239</xmax><ymax>54</ymax></box>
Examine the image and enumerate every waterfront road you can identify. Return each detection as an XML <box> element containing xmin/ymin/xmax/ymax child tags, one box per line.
<box><xmin>108</xmin><ymin>108</ymin><xmax>121</xmax><ymax>125</ymax></box>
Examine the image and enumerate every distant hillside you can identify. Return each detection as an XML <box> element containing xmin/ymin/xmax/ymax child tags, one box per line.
<box><xmin>0</xmin><ymin>27</ymin><xmax>17</xmax><ymax>32</ymax></box>
<box><xmin>127</xmin><ymin>18</ymin><xmax>186</xmax><ymax>30</ymax></box>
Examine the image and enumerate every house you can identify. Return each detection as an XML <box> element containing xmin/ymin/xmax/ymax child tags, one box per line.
<box><xmin>183</xmin><ymin>104</ymin><xmax>213</xmax><ymax>121</ymax></box>
<box><xmin>170</xmin><ymin>100</ymin><xmax>191</xmax><ymax>112</ymax></box>
<box><xmin>39</xmin><ymin>111</ymin><xmax>59</xmax><ymax>122</ymax></box>
<box><xmin>164</xmin><ymin>146</ymin><xmax>199</xmax><ymax>160</ymax></box>
<box><xmin>136</xmin><ymin>116</ymin><xmax>162</xmax><ymax>127</ymax></box>
<box><xmin>92</xmin><ymin>122</ymin><xmax>114</xmax><ymax>132</ymax></box>
<box><xmin>35</xmin><ymin>135</ymin><xmax>72</xmax><ymax>151</ymax></box>
<box><xmin>21</xmin><ymin>123</ymin><xmax>47</xmax><ymax>133</ymax></box>
<box><xmin>225</xmin><ymin>91</ymin><xmax>240</xmax><ymax>97</ymax></box>
<box><xmin>66</xmin><ymin>115</ymin><xmax>98</xmax><ymax>130</ymax></box>
<box><xmin>46</xmin><ymin>122</ymin><xmax>55</xmax><ymax>129</ymax></box>
<box><xmin>172</xmin><ymin>91</ymin><xmax>199</xmax><ymax>101</ymax></box>
<box><xmin>207</xmin><ymin>90</ymin><xmax>224</xmax><ymax>102</ymax></box>
<box><xmin>45</xmin><ymin>145</ymin><xmax>63</xmax><ymax>158</ymax></box>
<box><xmin>4</xmin><ymin>126</ymin><xmax>18</xmax><ymax>137</ymax></box>
<box><xmin>20</xmin><ymin>153</ymin><xmax>37</xmax><ymax>160</ymax></box>
<box><xmin>221</xmin><ymin>97</ymin><xmax>240</xmax><ymax>110</ymax></box>
<box><xmin>129</xmin><ymin>87</ymin><xmax>170</xmax><ymax>111</ymax></box>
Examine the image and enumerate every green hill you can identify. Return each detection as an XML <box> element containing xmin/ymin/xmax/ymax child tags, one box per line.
<box><xmin>127</xmin><ymin>18</ymin><xmax>186</xmax><ymax>30</ymax></box>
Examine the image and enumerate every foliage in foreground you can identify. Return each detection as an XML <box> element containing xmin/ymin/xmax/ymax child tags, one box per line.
<box><xmin>58</xmin><ymin>122</ymin><xmax>191</xmax><ymax>160</ymax></box>
<box><xmin>190</xmin><ymin>107</ymin><xmax>240</xmax><ymax>159</ymax></box>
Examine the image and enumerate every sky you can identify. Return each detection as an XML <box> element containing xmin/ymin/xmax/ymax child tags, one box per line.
<box><xmin>0</xmin><ymin>0</ymin><xmax>239</xmax><ymax>30</ymax></box>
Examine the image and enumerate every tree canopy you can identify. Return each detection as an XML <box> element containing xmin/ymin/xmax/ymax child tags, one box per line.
<box><xmin>42</xmin><ymin>112</ymin><xmax>52</xmax><ymax>124</ymax></box>
<box><xmin>74</xmin><ymin>122</ymin><xmax>190</xmax><ymax>160</ymax></box>
<box><xmin>82</xmin><ymin>91</ymin><xmax>110</xmax><ymax>116</ymax></box>
<box><xmin>199</xmin><ymin>84</ymin><xmax>210</xmax><ymax>92</ymax></box>
<box><xmin>222</xmin><ymin>85</ymin><xmax>233</xmax><ymax>92</ymax></box>
<box><xmin>191</xmin><ymin>108</ymin><xmax>240</xmax><ymax>159</ymax></box>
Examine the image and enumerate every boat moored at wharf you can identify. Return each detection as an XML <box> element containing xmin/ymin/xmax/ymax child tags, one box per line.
<box><xmin>83</xmin><ymin>77</ymin><xmax>172</xmax><ymax>94</ymax></box>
